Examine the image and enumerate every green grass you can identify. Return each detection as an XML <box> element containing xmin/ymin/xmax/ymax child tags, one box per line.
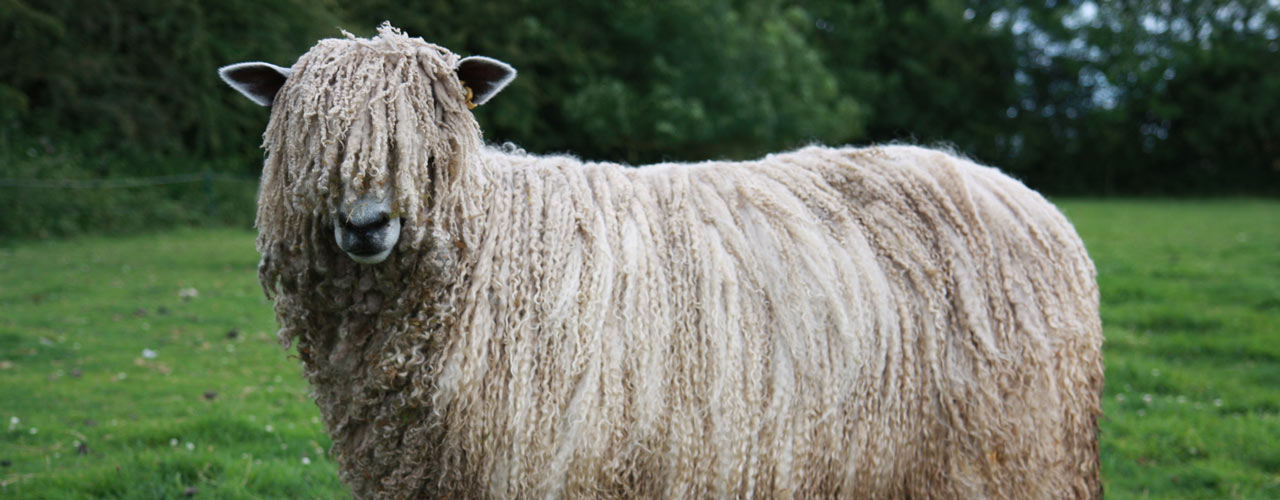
<box><xmin>1</xmin><ymin>200</ymin><xmax>1277</xmax><ymax>498</ymax></box>
<box><xmin>0</xmin><ymin>228</ymin><xmax>345</xmax><ymax>499</ymax></box>
<box><xmin>1057</xmin><ymin>200</ymin><xmax>1280</xmax><ymax>499</ymax></box>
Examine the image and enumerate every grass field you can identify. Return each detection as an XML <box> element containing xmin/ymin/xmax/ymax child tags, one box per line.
<box><xmin>1</xmin><ymin>199</ymin><xmax>1277</xmax><ymax>498</ymax></box>
<box><xmin>1059</xmin><ymin>200</ymin><xmax>1280</xmax><ymax>498</ymax></box>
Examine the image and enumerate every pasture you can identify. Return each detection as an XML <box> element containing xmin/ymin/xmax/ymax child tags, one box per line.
<box><xmin>1</xmin><ymin>199</ymin><xmax>1277</xmax><ymax>499</ymax></box>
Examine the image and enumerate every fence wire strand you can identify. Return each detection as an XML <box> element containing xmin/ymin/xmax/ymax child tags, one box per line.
<box><xmin>0</xmin><ymin>172</ymin><xmax>257</xmax><ymax>189</ymax></box>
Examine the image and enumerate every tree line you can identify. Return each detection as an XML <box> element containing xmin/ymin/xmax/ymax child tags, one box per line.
<box><xmin>1</xmin><ymin>0</ymin><xmax>1276</xmax><ymax>227</ymax></box>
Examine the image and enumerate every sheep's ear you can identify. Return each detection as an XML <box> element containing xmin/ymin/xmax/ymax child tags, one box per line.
<box><xmin>218</xmin><ymin>62</ymin><xmax>291</xmax><ymax>107</ymax></box>
<box><xmin>457</xmin><ymin>56</ymin><xmax>516</xmax><ymax>107</ymax></box>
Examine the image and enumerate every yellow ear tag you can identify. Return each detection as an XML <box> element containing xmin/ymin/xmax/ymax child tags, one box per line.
<box><xmin>461</xmin><ymin>81</ymin><xmax>477</xmax><ymax>110</ymax></box>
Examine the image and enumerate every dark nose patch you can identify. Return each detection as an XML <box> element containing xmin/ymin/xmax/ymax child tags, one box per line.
<box><xmin>333</xmin><ymin>198</ymin><xmax>401</xmax><ymax>264</ymax></box>
<box><xmin>340</xmin><ymin>215</ymin><xmax>391</xmax><ymax>257</ymax></box>
<box><xmin>342</xmin><ymin>211</ymin><xmax>391</xmax><ymax>234</ymax></box>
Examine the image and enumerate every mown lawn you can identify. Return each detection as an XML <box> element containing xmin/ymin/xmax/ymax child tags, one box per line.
<box><xmin>1</xmin><ymin>199</ymin><xmax>1277</xmax><ymax>498</ymax></box>
<box><xmin>1058</xmin><ymin>199</ymin><xmax>1280</xmax><ymax>499</ymax></box>
<box><xmin>0</xmin><ymin>228</ymin><xmax>345</xmax><ymax>499</ymax></box>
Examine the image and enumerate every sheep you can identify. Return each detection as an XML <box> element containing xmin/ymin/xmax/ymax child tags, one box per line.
<box><xmin>219</xmin><ymin>24</ymin><xmax>1104</xmax><ymax>499</ymax></box>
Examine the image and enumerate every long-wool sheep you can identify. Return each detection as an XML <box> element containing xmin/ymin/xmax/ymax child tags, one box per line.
<box><xmin>223</xmin><ymin>25</ymin><xmax>1103</xmax><ymax>499</ymax></box>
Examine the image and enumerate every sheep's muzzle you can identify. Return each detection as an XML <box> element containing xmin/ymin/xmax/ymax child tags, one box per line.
<box><xmin>333</xmin><ymin>194</ymin><xmax>400</xmax><ymax>265</ymax></box>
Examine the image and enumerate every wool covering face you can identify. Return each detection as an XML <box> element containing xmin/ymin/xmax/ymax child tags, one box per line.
<box><xmin>219</xmin><ymin>24</ymin><xmax>515</xmax><ymax>269</ymax></box>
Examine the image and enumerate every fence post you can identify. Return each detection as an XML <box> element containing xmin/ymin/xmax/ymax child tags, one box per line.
<box><xmin>204</xmin><ymin>170</ymin><xmax>215</xmax><ymax>221</ymax></box>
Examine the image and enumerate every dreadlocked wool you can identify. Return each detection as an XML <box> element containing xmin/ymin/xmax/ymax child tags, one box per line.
<box><xmin>252</xmin><ymin>25</ymin><xmax>1103</xmax><ymax>500</ymax></box>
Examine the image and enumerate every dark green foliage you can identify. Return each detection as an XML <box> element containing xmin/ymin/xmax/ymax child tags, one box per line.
<box><xmin>0</xmin><ymin>0</ymin><xmax>339</xmax><ymax>240</ymax></box>
<box><xmin>337</xmin><ymin>0</ymin><xmax>862</xmax><ymax>163</ymax></box>
<box><xmin>1001</xmin><ymin>0</ymin><xmax>1280</xmax><ymax>194</ymax></box>
<box><xmin>0</xmin><ymin>0</ymin><xmax>342</xmax><ymax>164</ymax></box>
<box><xmin>1</xmin><ymin>0</ymin><xmax>1277</xmax><ymax>240</ymax></box>
<box><xmin>805</xmin><ymin>1</ymin><xmax>1023</xmax><ymax>167</ymax></box>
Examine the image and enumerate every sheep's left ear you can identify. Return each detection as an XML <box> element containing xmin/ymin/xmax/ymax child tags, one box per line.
<box><xmin>218</xmin><ymin>62</ymin><xmax>291</xmax><ymax>107</ymax></box>
<box><xmin>457</xmin><ymin>56</ymin><xmax>516</xmax><ymax>107</ymax></box>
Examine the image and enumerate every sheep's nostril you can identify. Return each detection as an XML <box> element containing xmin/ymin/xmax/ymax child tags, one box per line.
<box><xmin>345</xmin><ymin>212</ymin><xmax>391</xmax><ymax>233</ymax></box>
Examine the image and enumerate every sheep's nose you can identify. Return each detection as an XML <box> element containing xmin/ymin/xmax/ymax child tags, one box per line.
<box><xmin>343</xmin><ymin>211</ymin><xmax>391</xmax><ymax>235</ymax></box>
<box><xmin>333</xmin><ymin>199</ymin><xmax>400</xmax><ymax>265</ymax></box>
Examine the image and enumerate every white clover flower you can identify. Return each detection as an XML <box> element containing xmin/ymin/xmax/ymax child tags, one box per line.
<box><xmin>142</xmin><ymin>349</ymin><xmax>158</xmax><ymax>359</ymax></box>
<box><xmin>301</xmin><ymin>457</ymin><xmax>312</xmax><ymax>465</ymax></box>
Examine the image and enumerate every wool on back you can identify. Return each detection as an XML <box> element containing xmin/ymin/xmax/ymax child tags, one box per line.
<box><xmin>269</xmin><ymin>142</ymin><xmax>1102</xmax><ymax>499</ymax></box>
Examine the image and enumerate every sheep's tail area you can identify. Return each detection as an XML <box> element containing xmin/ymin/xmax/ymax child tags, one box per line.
<box><xmin>389</xmin><ymin>144</ymin><xmax>1102</xmax><ymax>498</ymax></box>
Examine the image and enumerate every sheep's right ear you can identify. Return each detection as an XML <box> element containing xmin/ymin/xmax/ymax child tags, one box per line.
<box><xmin>218</xmin><ymin>62</ymin><xmax>291</xmax><ymax>107</ymax></box>
<box><xmin>457</xmin><ymin>56</ymin><xmax>516</xmax><ymax>107</ymax></box>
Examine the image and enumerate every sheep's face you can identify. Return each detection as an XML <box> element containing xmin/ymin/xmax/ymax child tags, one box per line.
<box><xmin>217</xmin><ymin>27</ymin><xmax>517</xmax><ymax>267</ymax></box>
<box><xmin>333</xmin><ymin>191</ymin><xmax>400</xmax><ymax>264</ymax></box>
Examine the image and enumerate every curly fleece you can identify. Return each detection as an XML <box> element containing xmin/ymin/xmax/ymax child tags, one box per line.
<box><xmin>254</xmin><ymin>25</ymin><xmax>1104</xmax><ymax>500</ymax></box>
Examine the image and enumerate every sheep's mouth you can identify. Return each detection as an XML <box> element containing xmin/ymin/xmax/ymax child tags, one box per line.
<box><xmin>333</xmin><ymin>213</ymin><xmax>401</xmax><ymax>265</ymax></box>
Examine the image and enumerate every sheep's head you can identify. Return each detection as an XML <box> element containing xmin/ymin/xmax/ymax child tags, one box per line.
<box><xmin>219</xmin><ymin>24</ymin><xmax>515</xmax><ymax>266</ymax></box>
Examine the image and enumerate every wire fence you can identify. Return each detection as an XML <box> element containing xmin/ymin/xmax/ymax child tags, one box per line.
<box><xmin>0</xmin><ymin>172</ymin><xmax>260</xmax><ymax>232</ymax></box>
<box><xmin>0</xmin><ymin>171</ymin><xmax>255</xmax><ymax>189</ymax></box>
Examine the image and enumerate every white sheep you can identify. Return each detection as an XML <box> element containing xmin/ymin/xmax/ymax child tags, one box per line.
<box><xmin>220</xmin><ymin>24</ymin><xmax>1103</xmax><ymax>499</ymax></box>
